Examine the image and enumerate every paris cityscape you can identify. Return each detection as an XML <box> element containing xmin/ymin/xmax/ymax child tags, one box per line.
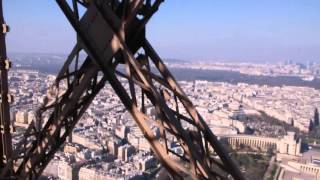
<box><xmin>8</xmin><ymin>54</ymin><xmax>320</xmax><ymax>180</ymax></box>
<box><xmin>1</xmin><ymin>0</ymin><xmax>320</xmax><ymax>180</ymax></box>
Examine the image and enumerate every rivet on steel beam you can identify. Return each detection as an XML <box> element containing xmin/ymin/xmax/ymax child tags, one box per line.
<box><xmin>10</xmin><ymin>125</ymin><xmax>14</xmax><ymax>133</ymax></box>
<box><xmin>7</xmin><ymin>94</ymin><xmax>14</xmax><ymax>103</ymax></box>
<box><xmin>2</xmin><ymin>24</ymin><xmax>10</xmax><ymax>33</ymax></box>
<box><xmin>5</xmin><ymin>59</ymin><xmax>12</xmax><ymax>70</ymax></box>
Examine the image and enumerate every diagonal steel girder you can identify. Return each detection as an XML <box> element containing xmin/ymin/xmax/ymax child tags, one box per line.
<box><xmin>0</xmin><ymin>0</ymin><xmax>169</xmax><ymax>179</ymax></box>
<box><xmin>55</xmin><ymin>0</ymin><xmax>244</xmax><ymax>179</ymax></box>
<box><xmin>0</xmin><ymin>0</ymin><xmax>244</xmax><ymax>179</ymax></box>
<box><xmin>0</xmin><ymin>0</ymin><xmax>158</xmax><ymax>179</ymax></box>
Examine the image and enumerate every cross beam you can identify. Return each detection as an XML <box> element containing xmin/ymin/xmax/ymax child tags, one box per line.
<box><xmin>0</xmin><ymin>0</ymin><xmax>244</xmax><ymax>179</ymax></box>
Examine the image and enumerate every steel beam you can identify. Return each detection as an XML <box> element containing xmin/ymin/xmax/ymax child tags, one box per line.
<box><xmin>0</xmin><ymin>1</ymin><xmax>245</xmax><ymax>179</ymax></box>
<box><xmin>0</xmin><ymin>0</ymin><xmax>13</xmax><ymax>175</ymax></box>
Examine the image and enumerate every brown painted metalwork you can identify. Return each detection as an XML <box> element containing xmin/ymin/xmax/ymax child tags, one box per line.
<box><xmin>0</xmin><ymin>0</ymin><xmax>245</xmax><ymax>179</ymax></box>
<box><xmin>0</xmin><ymin>0</ymin><xmax>13</xmax><ymax>175</ymax></box>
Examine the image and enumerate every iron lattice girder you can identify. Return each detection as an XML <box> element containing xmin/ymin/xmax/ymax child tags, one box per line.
<box><xmin>0</xmin><ymin>0</ymin><xmax>12</xmax><ymax>172</ymax></box>
<box><xmin>1</xmin><ymin>0</ymin><xmax>164</xmax><ymax>179</ymax></box>
<box><xmin>0</xmin><ymin>0</ymin><xmax>244</xmax><ymax>179</ymax></box>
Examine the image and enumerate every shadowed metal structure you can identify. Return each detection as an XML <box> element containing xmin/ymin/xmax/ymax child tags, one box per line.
<box><xmin>0</xmin><ymin>0</ymin><xmax>245</xmax><ymax>179</ymax></box>
<box><xmin>0</xmin><ymin>0</ymin><xmax>13</xmax><ymax>177</ymax></box>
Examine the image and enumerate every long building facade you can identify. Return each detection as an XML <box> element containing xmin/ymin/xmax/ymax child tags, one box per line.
<box><xmin>219</xmin><ymin>132</ymin><xmax>301</xmax><ymax>156</ymax></box>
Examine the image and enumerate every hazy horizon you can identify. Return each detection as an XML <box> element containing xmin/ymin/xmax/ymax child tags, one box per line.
<box><xmin>6</xmin><ymin>52</ymin><xmax>315</xmax><ymax>65</ymax></box>
<box><xmin>4</xmin><ymin>0</ymin><xmax>320</xmax><ymax>63</ymax></box>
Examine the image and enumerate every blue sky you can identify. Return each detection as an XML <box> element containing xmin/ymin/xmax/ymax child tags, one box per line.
<box><xmin>3</xmin><ymin>0</ymin><xmax>320</xmax><ymax>63</ymax></box>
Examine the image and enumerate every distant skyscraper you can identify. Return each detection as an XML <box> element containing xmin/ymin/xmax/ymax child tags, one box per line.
<box><xmin>309</xmin><ymin>119</ymin><xmax>314</xmax><ymax>132</ymax></box>
<box><xmin>314</xmin><ymin>108</ymin><xmax>319</xmax><ymax>127</ymax></box>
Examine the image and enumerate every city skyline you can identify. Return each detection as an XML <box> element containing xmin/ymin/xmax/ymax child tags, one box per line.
<box><xmin>4</xmin><ymin>0</ymin><xmax>320</xmax><ymax>63</ymax></box>
<box><xmin>1</xmin><ymin>1</ymin><xmax>320</xmax><ymax>179</ymax></box>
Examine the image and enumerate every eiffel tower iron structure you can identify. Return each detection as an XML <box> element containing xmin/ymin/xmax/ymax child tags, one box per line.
<box><xmin>0</xmin><ymin>0</ymin><xmax>245</xmax><ymax>179</ymax></box>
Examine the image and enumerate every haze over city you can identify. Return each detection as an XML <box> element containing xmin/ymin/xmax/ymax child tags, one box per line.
<box><xmin>0</xmin><ymin>1</ymin><xmax>319</xmax><ymax>180</ymax></box>
<box><xmin>4</xmin><ymin>0</ymin><xmax>320</xmax><ymax>63</ymax></box>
